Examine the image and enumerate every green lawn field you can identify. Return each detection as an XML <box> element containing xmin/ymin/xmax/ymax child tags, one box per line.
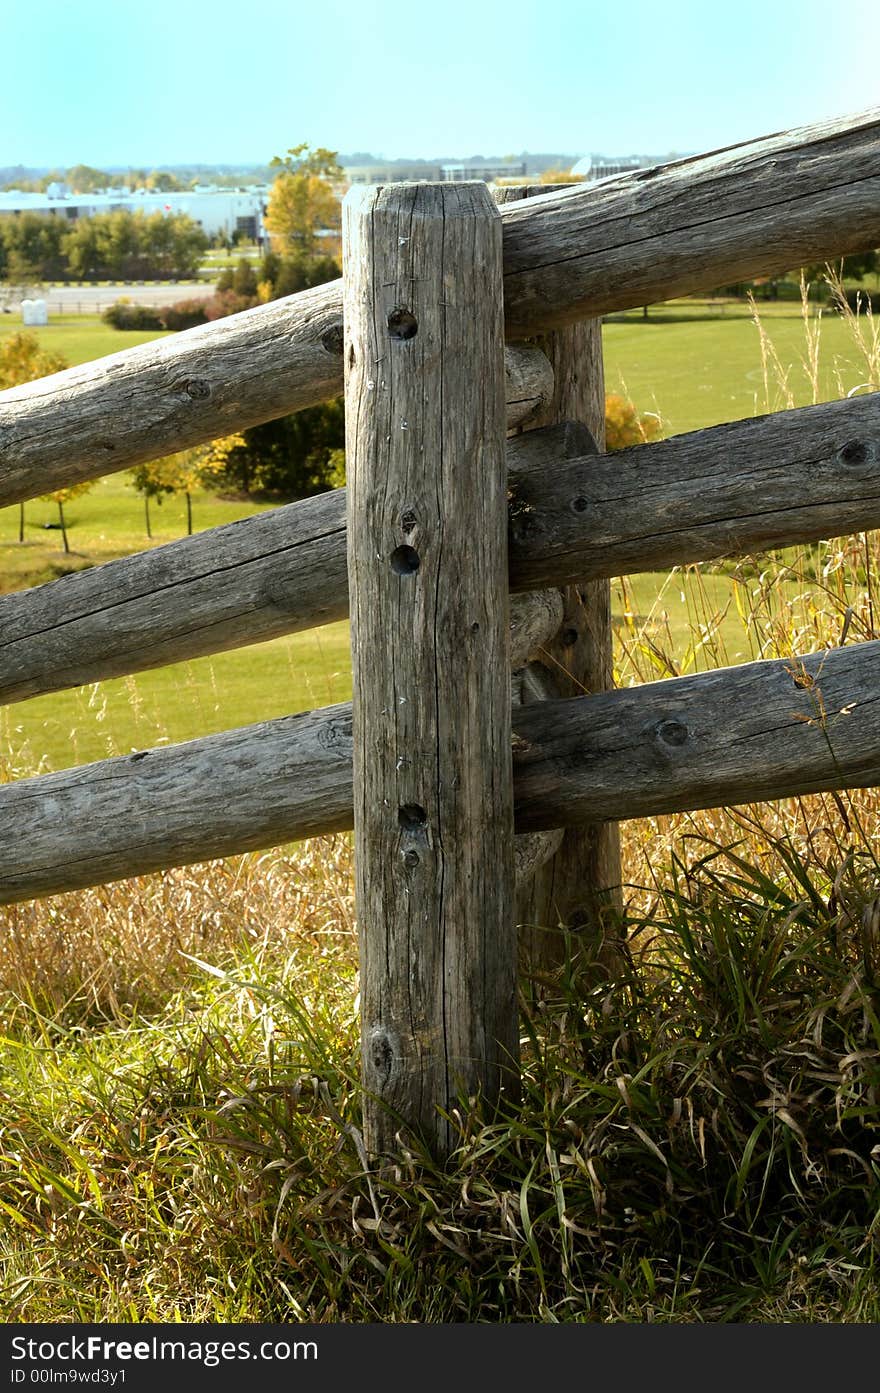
<box><xmin>0</xmin><ymin>300</ymin><xmax>871</xmax><ymax>771</ymax></box>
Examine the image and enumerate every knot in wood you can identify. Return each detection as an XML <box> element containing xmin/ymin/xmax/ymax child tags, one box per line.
<box><xmin>839</xmin><ymin>439</ymin><xmax>868</xmax><ymax>465</ymax></box>
<box><xmin>368</xmin><ymin>1025</ymin><xmax>399</xmax><ymax>1088</ymax></box>
<box><xmin>655</xmin><ymin>718</ymin><xmax>689</xmax><ymax>747</ymax></box>
<box><xmin>320</xmin><ymin>323</ymin><xmax>345</xmax><ymax>356</ymax></box>
<box><xmin>184</xmin><ymin>378</ymin><xmax>211</xmax><ymax>401</ymax></box>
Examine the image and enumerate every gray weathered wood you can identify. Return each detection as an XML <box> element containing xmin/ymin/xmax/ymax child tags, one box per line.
<box><xmin>511</xmin><ymin>664</ymin><xmax>564</xmax><ymax>897</ymax></box>
<box><xmin>2</xmin><ymin>639</ymin><xmax>878</xmax><ymax>905</ymax></box>
<box><xmin>501</xmin><ymin>107</ymin><xmax>880</xmax><ymax>333</ymax></box>
<box><xmin>0</xmin><ymin>318</ymin><xmax>551</xmax><ymax>508</ymax></box>
<box><xmin>344</xmin><ymin>183</ymin><xmax>516</xmax><ymax>1158</ymax></box>
<box><xmin>506</xmin><ymin>391</ymin><xmax>880</xmax><ymax>589</ymax></box>
<box><xmin>497</xmin><ymin>182</ymin><xmax>622</xmax><ymax>972</ymax></box>
<box><xmin>1</xmin><ymin>107</ymin><xmax>876</xmax><ymax>502</ymax></box>
<box><xmin>2</xmin><ymin>391</ymin><xmax>878</xmax><ymax>705</ymax></box>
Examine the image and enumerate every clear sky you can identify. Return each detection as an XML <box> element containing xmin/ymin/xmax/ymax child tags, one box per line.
<box><xmin>3</xmin><ymin>0</ymin><xmax>878</xmax><ymax>168</ymax></box>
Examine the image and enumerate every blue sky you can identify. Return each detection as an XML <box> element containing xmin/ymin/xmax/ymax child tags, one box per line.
<box><xmin>3</xmin><ymin>0</ymin><xmax>877</xmax><ymax>167</ymax></box>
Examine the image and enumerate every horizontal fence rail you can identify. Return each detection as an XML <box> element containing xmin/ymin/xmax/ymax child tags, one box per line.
<box><xmin>1</xmin><ymin>107</ymin><xmax>877</xmax><ymax>505</ymax></box>
<box><xmin>0</xmin><ymin>638</ymin><xmax>877</xmax><ymax>905</ymax></box>
<box><xmin>1</xmin><ymin>393</ymin><xmax>877</xmax><ymax>705</ymax></box>
<box><xmin>0</xmin><ymin>342</ymin><xmax>553</xmax><ymax>509</ymax></box>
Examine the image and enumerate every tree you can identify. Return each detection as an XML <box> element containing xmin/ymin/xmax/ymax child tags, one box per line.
<box><xmin>800</xmin><ymin>250</ymin><xmax>879</xmax><ymax>286</ymax></box>
<box><xmin>209</xmin><ymin>400</ymin><xmax>344</xmax><ymax>499</ymax></box>
<box><xmin>130</xmin><ymin>434</ymin><xmax>244</xmax><ymax>536</ymax></box>
<box><xmin>264</xmin><ymin>143</ymin><xmax>342</xmax><ymax>257</ymax></box>
<box><xmin>0</xmin><ymin>331</ymin><xmax>69</xmax><ymax>542</ymax></box>
<box><xmin>145</xmin><ymin>170</ymin><xmax>185</xmax><ymax>193</ymax></box>
<box><xmin>65</xmin><ymin>164</ymin><xmax>111</xmax><ymax>193</ymax></box>
<box><xmin>39</xmin><ymin>481</ymin><xmax>93</xmax><ymax>554</ymax></box>
<box><xmin>0</xmin><ymin>211</ymin><xmax>67</xmax><ymax>280</ymax></box>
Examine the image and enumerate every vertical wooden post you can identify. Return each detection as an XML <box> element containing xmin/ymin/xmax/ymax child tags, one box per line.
<box><xmin>343</xmin><ymin>183</ymin><xmax>517</xmax><ymax>1160</ymax></box>
<box><xmin>495</xmin><ymin>183</ymin><xmax>623</xmax><ymax>977</ymax></box>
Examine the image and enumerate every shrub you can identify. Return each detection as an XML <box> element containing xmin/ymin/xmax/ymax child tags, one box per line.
<box><xmin>202</xmin><ymin>288</ymin><xmax>259</xmax><ymax>321</ymax></box>
<box><xmin>604</xmin><ymin>392</ymin><xmax>662</xmax><ymax>450</ymax></box>
<box><xmin>101</xmin><ymin>300</ymin><xmax>164</xmax><ymax>331</ymax></box>
<box><xmin>841</xmin><ymin>287</ymin><xmax>880</xmax><ymax>314</ymax></box>
<box><xmin>158</xmin><ymin>297</ymin><xmax>210</xmax><ymax>331</ymax></box>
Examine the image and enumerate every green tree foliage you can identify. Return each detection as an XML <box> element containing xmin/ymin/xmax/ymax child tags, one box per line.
<box><xmin>201</xmin><ymin>248</ymin><xmax>343</xmax><ymax>499</ymax></box>
<box><xmin>216</xmin><ymin>257</ymin><xmax>259</xmax><ymax>297</ymax></box>
<box><xmin>61</xmin><ymin>210</ymin><xmax>208</xmax><ymax>281</ymax></box>
<box><xmin>801</xmin><ymin>250</ymin><xmax>879</xmax><ymax>285</ymax></box>
<box><xmin>0</xmin><ymin>211</ymin><xmax>67</xmax><ymax>281</ymax></box>
<box><xmin>64</xmin><ymin>164</ymin><xmax>112</xmax><ymax>193</ymax></box>
<box><xmin>0</xmin><ymin>209</ymin><xmax>208</xmax><ymax>283</ymax></box>
<box><xmin>211</xmin><ymin>400</ymin><xmax>344</xmax><ymax>499</ymax></box>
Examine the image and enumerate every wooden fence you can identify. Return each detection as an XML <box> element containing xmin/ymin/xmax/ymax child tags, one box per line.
<box><xmin>1</xmin><ymin>106</ymin><xmax>879</xmax><ymax>1158</ymax></box>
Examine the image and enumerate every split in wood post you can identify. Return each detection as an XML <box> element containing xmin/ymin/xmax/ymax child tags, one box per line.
<box><xmin>343</xmin><ymin>182</ymin><xmax>517</xmax><ymax>1161</ymax></box>
<box><xmin>496</xmin><ymin>184</ymin><xmax>624</xmax><ymax>982</ymax></box>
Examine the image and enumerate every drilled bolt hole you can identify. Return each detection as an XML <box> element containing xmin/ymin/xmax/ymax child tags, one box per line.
<box><xmin>387</xmin><ymin>307</ymin><xmax>418</xmax><ymax>340</ymax></box>
<box><xmin>390</xmin><ymin>545</ymin><xmax>420</xmax><ymax>575</ymax></box>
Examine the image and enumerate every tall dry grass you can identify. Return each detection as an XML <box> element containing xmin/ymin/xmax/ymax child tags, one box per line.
<box><xmin>613</xmin><ymin>270</ymin><xmax>880</xmax><ymax>921</ymax></box>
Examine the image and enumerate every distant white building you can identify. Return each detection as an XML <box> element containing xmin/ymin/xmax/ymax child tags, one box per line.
<box><xmin>0</xmin><ymin>187</ymin><xmax>267</xmax><ymax>240</ymax></box>
<box><xmin>569</xmin><ymin>155</ymin><xmax>649</xmax><ymax>181</ymax></box>
<box><xmin>440</xmin><ymin>161</ymin><xmax>527</xmax><ymax>182</ymax></box>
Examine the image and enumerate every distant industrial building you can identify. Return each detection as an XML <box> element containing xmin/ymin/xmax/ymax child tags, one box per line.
<box><xmin>569</xmin><ymin>154</ymin><xmax>666</xmax><ymax>180</ymax></box>
<box><xmin>439</xmin><ymin>161</ymin><xmax>527</xmax><ymax>182</ymax></box>
<box><xmin>343</xmin><ymin>160</ymin><xmax>528</xmax><ymax>185</ymax></box>
<box><xmin>0</xmin><ymin>186</ymin><xmax>266</xmax><ymax>240</ymax></box>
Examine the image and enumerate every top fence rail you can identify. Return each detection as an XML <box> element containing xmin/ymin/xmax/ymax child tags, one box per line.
<box><xmin>0</xmin><ymin>107</ymin><xmax>878</xmax><ymax>508</ymax></box>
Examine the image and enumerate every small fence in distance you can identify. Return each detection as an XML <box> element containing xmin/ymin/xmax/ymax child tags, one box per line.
<box><xmin>0</xmin><ymin>107</ymin><xmax>879</xmax><ymax>1158</ymax></box>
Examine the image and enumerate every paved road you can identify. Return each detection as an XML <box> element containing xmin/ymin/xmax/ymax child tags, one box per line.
<box><xmin>18</xmin><ymin>282</ymin><xmax>212</xmax><ymax>314</ymax></box>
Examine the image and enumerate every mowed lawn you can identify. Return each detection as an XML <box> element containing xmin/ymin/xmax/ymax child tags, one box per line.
<box><xmin>0</xmin><ymin>301</ymin><xmax>871</xmax><ymax>771</ymax></box>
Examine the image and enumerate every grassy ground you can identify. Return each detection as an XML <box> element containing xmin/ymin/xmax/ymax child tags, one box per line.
<box><xmin>1</xmin><ymin>288</ymin><xmax>879</xmax><ymax>1322</ymax></box>
<box><xmin>603</xmin><ymin>298</ymin><xmax>875</xmax><ymax>435</ymax></box>
<box><xmin>0</xmin><ymin>313</ymin><xmax>170</xmax><ymax>363</ymax></box>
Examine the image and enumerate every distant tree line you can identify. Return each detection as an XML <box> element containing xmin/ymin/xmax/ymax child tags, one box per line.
<box><xmin>0</xmin><ymin>209</ymin><xmax>208</xmax><ymax>283</ymax></box>
<box><xmin>2</xmin><ymin>164</ymin><xmax>195</xmax><ymax>194</ymax></box>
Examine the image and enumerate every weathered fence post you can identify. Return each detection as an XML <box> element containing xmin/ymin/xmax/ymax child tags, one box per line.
<box><xmin>495</xmin><ymin>183</ymin><xmax>623</xmax><ymax>977</ymax></box>
<box><xmin>343</xmin><ymin>183</ymin><xmax>517</xmax><ymax>1160</ymax></box>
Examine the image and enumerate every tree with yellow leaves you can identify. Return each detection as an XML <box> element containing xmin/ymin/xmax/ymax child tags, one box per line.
<box><xmin>0</xmin><ymin>331</ymin><xmax>74</xmax><ymax>543</ymax></box>
<box><xmin>264</xmin><ymin>143</ymin><xmax>342</xmax><ymax>258</ymax></box>
<box><xmin>130</xmin><ymin>434</ymin><xmax>245</xmax><ymax>537</ymax></box>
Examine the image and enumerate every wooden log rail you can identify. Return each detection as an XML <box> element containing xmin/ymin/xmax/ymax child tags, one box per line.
<box><xmin>0</xmin><ymin>638</ymin><xmax>877</xmax><ymax>906</ymax></box>
<box><xmin>0</xmin><ymin>108</ymin><xmax>877</xmax><ymax>505</ymax></box>
<box><xmin>1</xmin><ymin>391</ymin><xmax>877</xmax><ymax>706</ymax></box>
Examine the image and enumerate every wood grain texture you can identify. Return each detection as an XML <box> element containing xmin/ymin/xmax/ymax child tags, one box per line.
<box><xmin>343</xmin><ymin>183</ymin><xmax>516</xmax><ymax>1158</ymax></box>
<box><xmin>1</xmin><ymin>107</ymin><xmax>876</xmax><ymax>500</ymax></box>
<box><xmin>0</xmin><ymin>314</ymin><xmax>551</xmax><ymax>508</ymax></box>
<box><xmin>507</xmin><ymin>391</ymin><xmax>880</xmax><ymax>589</ymax></box>
<box><xmin>497</xmin><ymin>183</ymin><xmax>621</xmax><ymax>972</ymax></box>
<box><xmin>2</xmin><ymin>391</ymin><xmax>878</xmax><ymax>705</ymax></box>
<box><xmin>2</xmin><ymin>640</ymin><xmax>878</xmax><ymax>905</ymax></box>
<box><xmin>500</xmin><ymin>107</ymin><xmax>880</xmax><ymax>333</ymax></box>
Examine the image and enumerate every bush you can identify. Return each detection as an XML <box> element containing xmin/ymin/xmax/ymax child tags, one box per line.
<box><xmin>841</xmin><ymin>287</ymin><xmax>880</xmax><ymax>314</ymax></box>
<box><xmin>158</xmin><ymin>298</ymin><xmax>210</xmax><ymax>331</ymax></box>
<box><xmin>102</xmin><ymin>301</ymin><xmax>164</xmax><ymax>331</ymax></box>
<box><xmin>202</xmin><ymin>288</ymin><xmax>259</xmax><ymax>321</ymax></box>
<box><xmin>604</xmin><ymin>393</ymin><xmax>662</xmax><ymax>450</ymax></box>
